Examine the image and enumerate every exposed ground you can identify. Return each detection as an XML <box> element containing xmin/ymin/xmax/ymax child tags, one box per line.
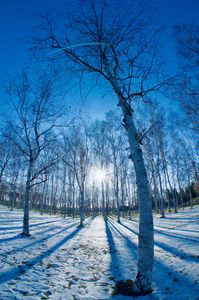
<box><xmin>0</xmin><ymin>205</ymin><xmax>199</xmax><ymax>300</ymax></box>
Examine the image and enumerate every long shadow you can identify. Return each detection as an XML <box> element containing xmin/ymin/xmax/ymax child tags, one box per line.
<box><xmin>106</xmin><ymin>218</ymin><xmax>199</xmax><ymax>297</ymax></box>
<box><xmin>0</xmin><ymin>226</ymin><xmax>82</xmax><ymax>284</ymax></box>
<box><xmin>0</xmin><ymin>218</ymin><xmax>79</xmax><ymax>238</ymax></box>
<box><xmin>114</xmin><ymin>219</ymin><xmax>199</xmax><ymax>262</ymax></box>
<box><xmin>0</xmin><ymin>224</ymin><xmax>61</xmax><ymax>243</ymax></box>
<box><xmin>165</xmin><ymin>216</ymin><xmax>199</xmax><ymax>221</ymax></box>
<box><xmin>155</xmin><ymin>218</ymin><xmax>198</xmax><ymax>225</ymax></box>
<box><xmin>83</xmin><ymin>216</ymin><xmax>95</xmax><ymax>226</ymax></box>
<box><xmin>154</xmin><ymin>229</ymin><xmax>199</xmax><ymax>244</ymax></box>
<box><xmin>154</xmin><ymin>240</ymin><xmax>199</xmax><ymax>262</ymax></box>
<box><xmin>105</xmin><ymin>219</ymin><xmax>125</xmax><ymax>280</ymax></box>
<box><xmin>0</xmin><ymin>234</ymin><xmax>23</xmax><ymax>243</ymax></box>
<box><xmin>0</xmin><ymin>210</ymin><xmax>20</xmax><ymax>214</ymax></box>
<box><xmin>1</xmin><ymin>219</ymin><xmax>80</xmax><ymax>255</ymax></box>
<box><xmin>0</xmin><ymin>230</ymin><xmax>23</xmax><ymax>236</ymax></box>
<box><xmin>172</xmin><ymin>228</ymin><xmax>199</xmax><ymax>233</ymax></box>
<box><xmin>2</xmin><ymin>217</ymin><xmax>94</xmax><ymax>257</ymax></box>
<box><xmin>0</xmin><ymin>220</ymin><xmax>62</xmax><ymax>231</ymax></box>
<box><xmin>0</xmin><ymin>218</ymin><xmax>23</xmax><ymax>223</ymax></box>
<box><xmin>106</xmin><ymin>219</ymin><xmax>158</xmax><ymax>300</ymax></box>
<box><xmin>0</xmin><ymin>226</ymin><xmax>22</xmax><ymax>231</ymax></box>
<box><xmin>116</xmin><ymin>221</ymin><xmax>138</xmax><ymax>237</ymax></box>
<box><xmin>110</xmin><ymin>215</ymin><xmax>138</xmax><ymax>224</ymax></box>
<box><xmin>0</xmin><ymin>216</ymin><xmax>92</xmax><ymax>232</ymax></box>
<box><xmin>119</xmin><ymin>219</ymin><xmax>199</xmax><ymax>244</ymax></box>
<box><xmin>108</xmin><ymin>219</ymin><xmax>137</xmax><ymax>257</ymax></box>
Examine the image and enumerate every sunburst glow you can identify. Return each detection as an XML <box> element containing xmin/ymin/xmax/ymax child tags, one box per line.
<box><xmin>89</xmin><ymin>166</ymin><xmax>108</xmax><ymax>186</ymax></box>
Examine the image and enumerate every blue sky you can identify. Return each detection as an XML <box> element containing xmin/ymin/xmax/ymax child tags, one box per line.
<box><xmin>0</xmin><ymin>0</ymin><xmax>199</xmax><ymax>119</ymax></box>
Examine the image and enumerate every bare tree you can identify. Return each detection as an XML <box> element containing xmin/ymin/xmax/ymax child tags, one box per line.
<box><xmin>105</xmin><ymin>111</ymin><xmax>127</xmax><ymax>223</ymax></box>
<box><xmin>31</xmin><ymin>1</ymin><xmax>177</xmax><ymax>294</ymax></box>
<box><xmin>61</xmin><ymin>123</ymin><xmax>92</xmax><ymax>227</ymax></box>
<box><xmin>174</xmin><ymin>23</ymin><xmax>199</xmax><ymax>134</ymax></box>
<box><xmin>0</xmin><ymin>138</ymin><xmax>12</xmax><ymax>184</ymax></box>
<box><xmin>4</xmin><ymin>71</ymin><xmax>62</xmax><ymax>236</ymax></box>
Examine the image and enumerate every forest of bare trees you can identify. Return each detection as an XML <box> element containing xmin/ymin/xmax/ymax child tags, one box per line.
<box><xmin>0</xmin><ymin>0</ymin><xmax>198</xmax><ymax>297</ymax></box>
<box><xmin>1</xmin><ymin>106</ymin><xmax>198</xmax><ymax>217</ymax></box>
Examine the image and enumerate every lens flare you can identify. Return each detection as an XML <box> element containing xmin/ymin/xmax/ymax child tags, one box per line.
<box><xmin>89</xmin><ymin>166</ymin><xmax>108</xmax><ymax>186</ymax></box>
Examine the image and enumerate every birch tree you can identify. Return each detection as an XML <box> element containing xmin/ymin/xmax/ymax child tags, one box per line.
<box><xmin>90</xmin><ymin>120</ymin><xmax>111</xmax><ymax>218</ymax></box>
<box><xmin>174</xmin><ymin>23</ymin><xmax>199</xmax><ymax>135</ymax></box>
<box><xmin>32</xmin><ymin>1</ymin><xmax>176</xmax><ymax>294</ymax></box>
<box><xmin>4</xmin><ymin>72</ymin><xmax>62</xmax><ymax>236</ymax></box>
<box><xmin>0</xmin><ymin>139</ymin><xmax>12</xmax><ymax>184</ymax></box>
<box><xmin>61</xmin><ymin>123</ymin><xmax>91</xmax><ymax>227</ymax></box>
<box><xmin>105</xmin><ymin>111</ymin><xmax>127</xmax><ymax>223</ymax></box>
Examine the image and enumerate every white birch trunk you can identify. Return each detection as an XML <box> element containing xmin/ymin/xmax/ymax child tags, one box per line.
<box><xmin>120</xmin><ymin>101</ymin><xmax>154</xmax><ymax>293</ymax></box>
<box><xmin>79</xmin><ymin>186</ymin><xmax>85</xmax><ymax>227</ymax></box>
<box><xmin>165</xmin><ymin>166</ymin><xmax>177</xmax><ymax>213</ymax></box>
<box><xmin>115</xmin><ymin>173</ymin><xmax>120</xmax><ymax>223</ymax></box>
<box><xmin>157</xmin><ymin>169</ymin><xmax>165</xmax><ymax>218</ymax></box>
<box><xmin>101</xmin><ymin>182</ymin><xmax>105</xmax><ymax>218</ymax></box>
<box><xmin>176</xmin><ymin>162</ymin><xmax>184</xmax><ymax>209</ymax></box>
<box><xmin>22</xmin><ymin>161</ymin><xmax>32</xmax><ymax>236</ymax></box>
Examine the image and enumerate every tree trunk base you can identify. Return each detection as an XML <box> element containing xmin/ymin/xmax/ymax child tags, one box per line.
<box><xmin>77</xmin><ymin>223</ymin><xmax>84</xmax><ymax>228</ymax></box>
<box><xmin>114</xmin><ymin>279</ymin><xmax>153</xmax><ymax>297</ymax></box>
<box><xmin>160</xmin><ymin>215</ymin><xmax>166</xmax><ymax>219</ymax></box>
<box><xmin>21</xmin><ymin>232</ymin><xmax>31</xmax><ymax>237</ymax></box>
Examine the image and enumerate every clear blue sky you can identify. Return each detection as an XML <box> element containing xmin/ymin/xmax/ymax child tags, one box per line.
<box><xmin>0</xmin><ymin>0</ymin><xmax>199</xmax><ymax>118</ymax></box>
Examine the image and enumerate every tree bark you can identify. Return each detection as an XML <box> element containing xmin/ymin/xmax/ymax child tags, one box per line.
<box><xmin>79</xmin><ymin>186</ymin><xmax>85</xmax><ymax>227</ymax></box>
<box><xmin>22</xmin><ymin>161</ymin><xmax>32</xmax><ymax>236</ymax></box>
<box><xmin>115</xmin><ymin>171</ymin><xmax>121</xmax><ymax>223</ymax></box>
<box><xmin>121</xmin><ymin>100</ymin><xmax>154</xmax><ymax>292</ymax></box>
<box><xmin>157</xmin><ymin>168</ymin><xmax>165</xmax><ymax>218</ymax></box>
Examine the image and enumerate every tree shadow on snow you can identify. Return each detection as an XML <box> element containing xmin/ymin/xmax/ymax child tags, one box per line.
<box><xmin>154</xmin><ymin>229</ymin><xmax>199</xmax><ymax>244</ymax></box>
<box><xmin>0</xmin><ymin>220</ymin><xmax>62</xmax><ymax>231</ymax></box>
<box><xmin>0</xmin><ymin>218</ymin><xmax>23</xmax><ymax>223</ymax></box>
<box><xmin>164</xmin><ymin>216</ymin><xmax>198</xmax><ymax>221</ymax></box>
<box><xmin>105</xmin><ymin>219</ymin><xmax>161</xmax><ymax>300</ymax></box>
<box><xmin>108</xmin><ymin>221</ymin><xmax>199</xmax><ymax>299</ymax></box>
<box><xmin>109</xmin><ymin>218</ymin><xmax>199</xmax><ymax>297</ymax></box>
<box><xmin>0</xmin><ymin>233</ymin><xmax>24</xmax><ymax>243</ymax></box>
<box><xmin>105</xmin><ymin>218</ymin><xmax>138</xmax><ymax>280</ymax></box>
<box><xmin>119</xmin><ymin>220</ymin><xmax>199</xmax><ymax>259</ymax></box>
<box><xmin>119</xmin><ymin>220</ymin><xmax>199</xmax><ymax>245</ymax></box>
<box><xmin>0</xmin><ymin>225</ymin><xmax>82</xmax><ymax>284</ymax></box>
<box><xmin>1</xmin><ymin>219</ymin><xmax>80</xmax><ymax>255</ymax></box>
<box><xmin>173</xmin><ymin>228</ymin><xmax>199</xmax><ymax>233</ymax></box>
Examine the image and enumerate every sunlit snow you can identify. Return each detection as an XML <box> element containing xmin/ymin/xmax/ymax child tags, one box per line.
<box><xmin>0</xmin><ymin>206</ymin><xmax>199</xmax><ymax>300</ymax></box>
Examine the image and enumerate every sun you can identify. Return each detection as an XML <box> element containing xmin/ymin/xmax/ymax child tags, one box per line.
<box><xmin>95</xmin><ymin>168</ymin><xmax>107</xmax><ymax>183</ymax></box>
<box><xmin>89</xmin><ymin>166</ymin><xmax>108</xmax><ymax>186</ymax></box>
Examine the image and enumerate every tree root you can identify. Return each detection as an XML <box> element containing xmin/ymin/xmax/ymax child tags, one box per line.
<box><xmin>21</xmin><ymin>232</ymin><xmax>31</xmax><ymax>237</ymax></box>
<box><xmin>114</xmin><ymin>279</ymin><xmax>153</xmax><ymax>297</ymax></box>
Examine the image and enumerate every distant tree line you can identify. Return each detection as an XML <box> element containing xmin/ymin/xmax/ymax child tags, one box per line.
<box><xmin>0</xmin><ymin>106</ymin><xmax>198</xmax><ymax>220</ymax></box>
<box><xmin>0</xmin><ymin>0</ymin><xmax>198</xmax><ymax>295</ymax></box>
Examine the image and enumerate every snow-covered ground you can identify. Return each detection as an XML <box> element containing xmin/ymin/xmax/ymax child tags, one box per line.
<box><xmin>0</xmin><ymin>206</ymin><xmax>199</xmax><ymax>300</ymax></box>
